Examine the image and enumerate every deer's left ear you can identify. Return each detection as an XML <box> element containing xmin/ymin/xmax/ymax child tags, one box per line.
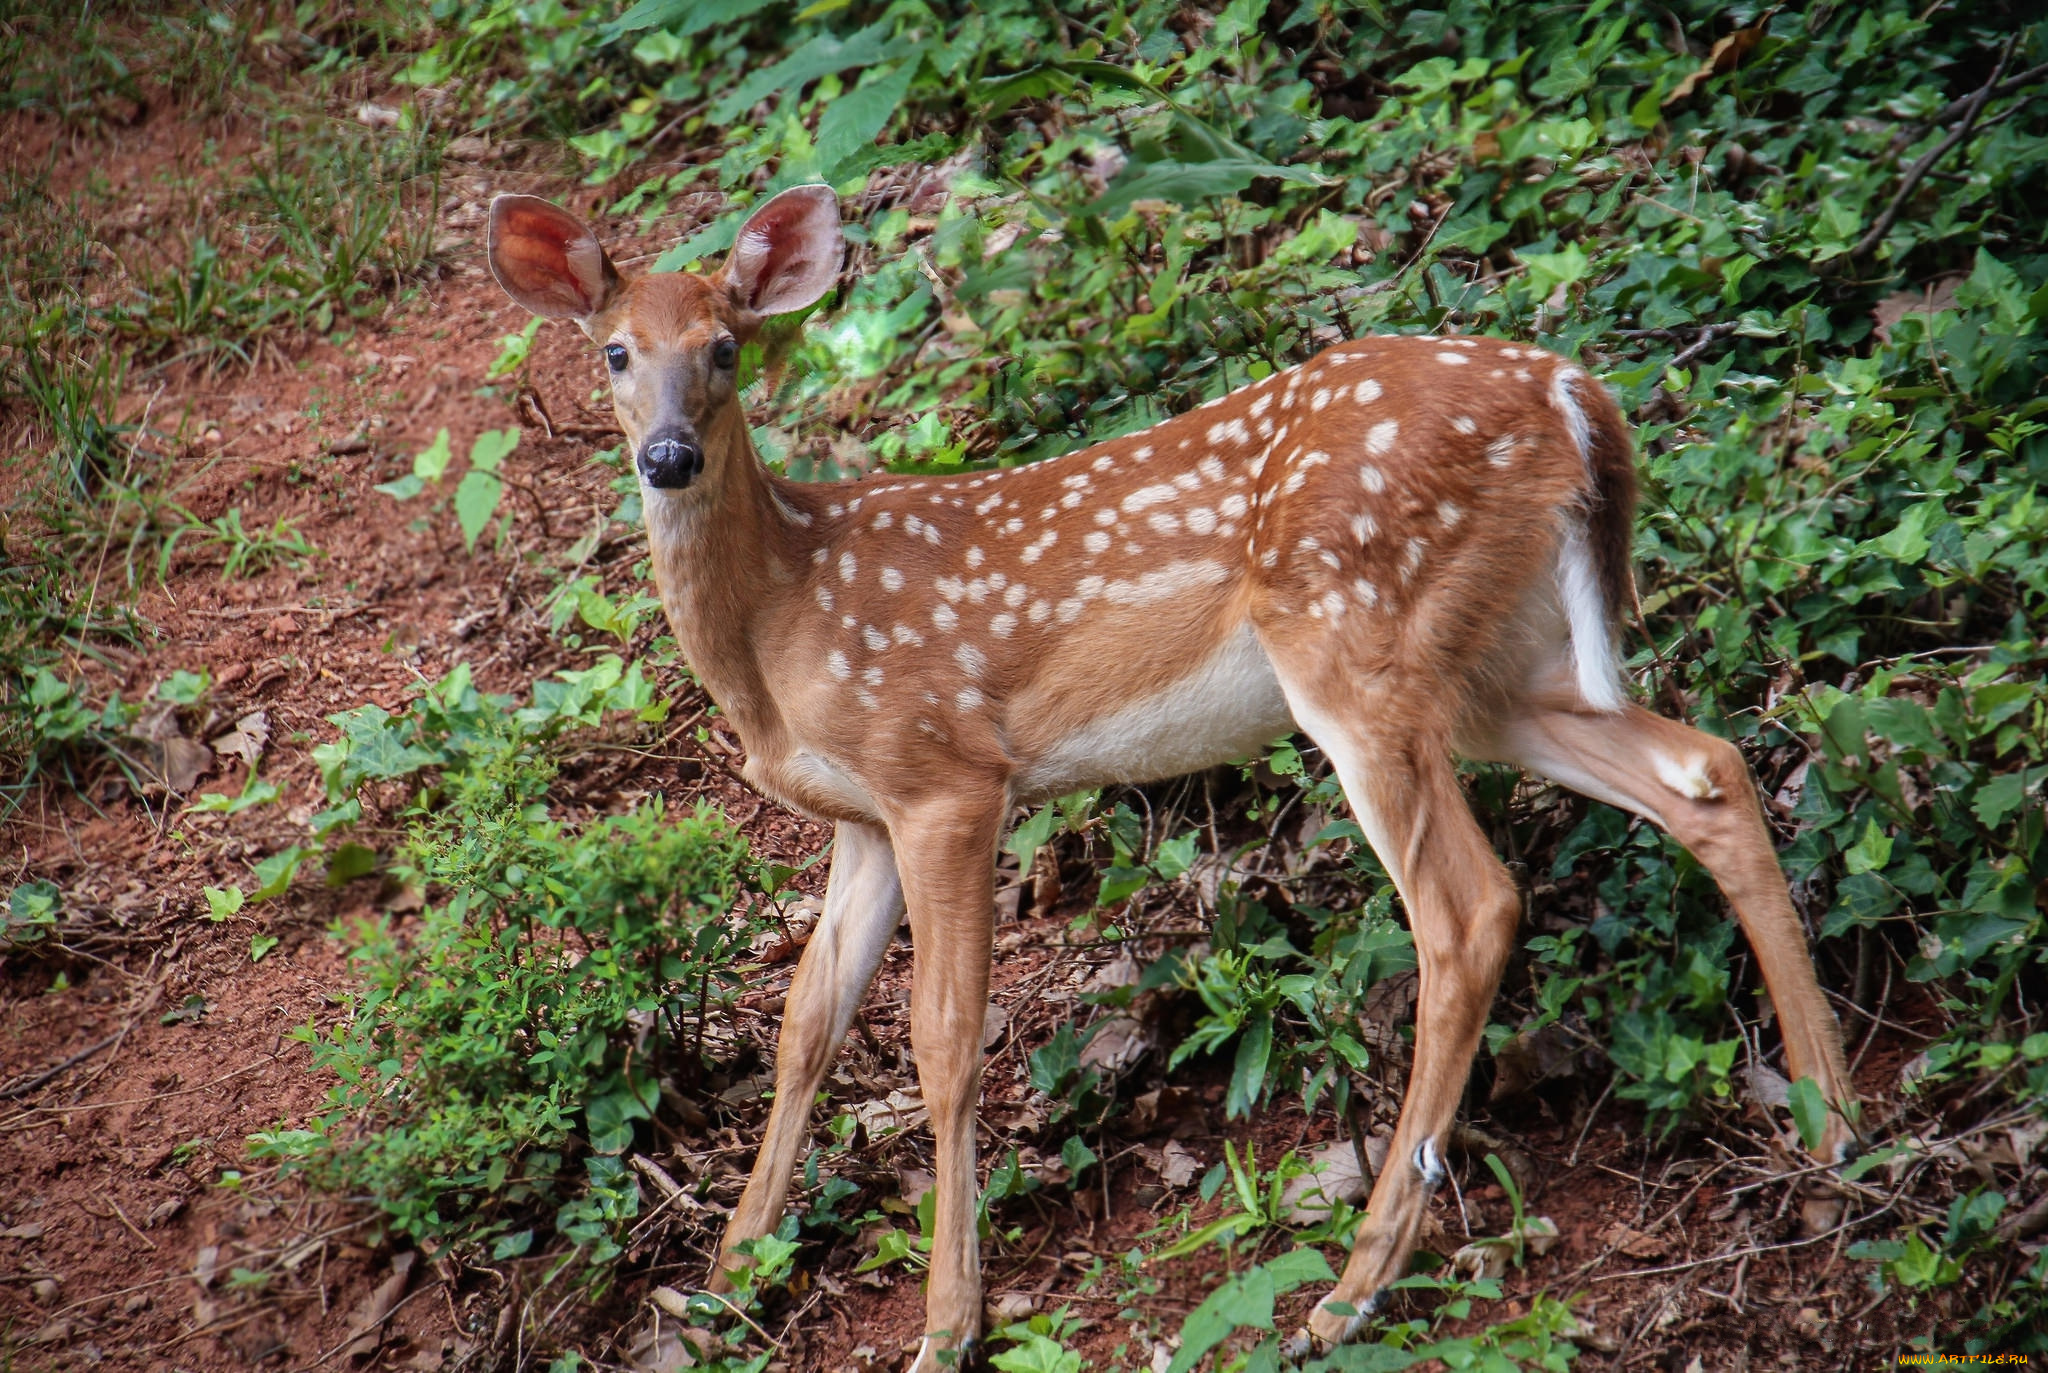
<box><xmin>720</xmin><ymin>185</ymin><xmax>843</xmax><ymax>317</ymax></box>
<box><xmin>487</xmin><ymin>194</ymin><xmax>620</xmax><ymax>322</ymax></box>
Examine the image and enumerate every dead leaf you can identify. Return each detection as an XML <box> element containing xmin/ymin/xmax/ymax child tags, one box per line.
<box><xmin>1449</xmin><ymin>1217</ymin><xmax>1560</xmax><ymax>1282</ymax></box>
<box><xmin>851</xmin><ymin>1087</ymin><xmax>928</xmax><ymax>1135</ymax></box>
<box><xmin>340</xmin><ymin>1251</ymin><xmax>415</xmax><ymax>1361</ymax></box>
<box><xmin>192</xmin><ymin>1243</ymin><xmax>220</xmax><ymax>1289</ymax></box>
<box><xmin>1663</xmin><ymin>9</ymin><xmax>1779</xmax><ymax>107</ymax></box>
<box><xmin>1078</xmin><ymin>1015</ymin><xmax>1153</xmax><ymax>1076</ymax></box>
<box><xmin>209</xmin><ymin>710</ymin><xmax>270</xmax><ymax>768</ymax></box>
<box><xmin>1157</xmin><ymin>1139</ymin><xmax>1202</xmax><ymax>1189</ymax></box>
<box><xmin>988</xmin><ymin>1291</ymin><xmax>1037</xmax><ymax>1324</ymax></box>
<box><xmin>1122</xmin><ymin>1086</ymin><xmax>1205</xmax><ymax>1138</ymax></box>
<box><xmin>1871</xmin><ymin>275</ymin><xmax>1963</xmax><ymax>343</ymax></box>
<box><xmin>982</xmin><ymin>1003</ymin><xmax>1008</xmax><ymax>1050</ymax></box>
<box><xmin>1278</xmin><ymin>1140</ymin><xmax>1373</xmax><ymax>1223</ymax></box>
<box><xmin>129</xmin><ymin>702</ymin><xmax>213</xmax><ymax>793</ymax></box>
<box><xmin>1743</xmin><ymin>1062</ymin><xmax>1793</xmax><ymax>1111</ymax></box>
<box><xmin>897</xmin><ymin>1166</ymin><xmax>936</xmax><ymax>1207</ymax></box>
<box><xmin>1</xmin><ymin>1222</ymin><xmax>46</xmax><ymax>1240</ymax></box>
<box><xmin>1601</xmin><ymin>1223</ymin><xmax>1667</xmax><ymax>1259</ymax></box>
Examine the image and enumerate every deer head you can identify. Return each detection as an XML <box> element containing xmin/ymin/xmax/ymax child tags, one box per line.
<box><xmin>486</xmin><ymin>185</ymin><xmax>843</xmax><ymax>496</ymax></box>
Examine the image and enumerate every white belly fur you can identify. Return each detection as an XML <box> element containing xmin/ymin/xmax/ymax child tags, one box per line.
<box><xmin>1015</xmin><ymin>623</ymin><xmax>1295</xmax><ymax>802</ymax></box>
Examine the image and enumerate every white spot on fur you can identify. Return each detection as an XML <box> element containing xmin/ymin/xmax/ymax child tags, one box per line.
<box><xmin>966</xmin><ymin>546</ymin><xmax>985</xmax><ymax>568</ymax></box>
<box><xmin>1437</xmin><ymin>352</ymin><xmax>1470</xmax><ymax>366</ymax></box>
<box><xmin>1486</xmin><ymin>435</ymin><xmax>1519</xmax><ymax>468</ymax></box>
<box><xmin>893</xmin><ymin>624</ymin><xmax>924</xmax><ymax>646</ymax></box>
<box><xmin>1351</xmin><ymin>513</ymin><xmax>1377</xmax><ymax>544</ymax></box>
<box><xmin>880</xmin><ymin>567</ymin><xmax>904</xmax><ymax>592</ymax></box>
<box><xmin>1355</xmin><ymin>378</ymin><xmax>1382</xmax><ymax>404</ymax></box>
<box><xmin>1438</xmin><ymin>500</ymin><xmax>1462</xmax><ymax>528</ymax></box>
<box><xmin>1187</xmin><ymin>507</ymin><xmax>1217</xmax><ymax>534</ymax></box>
<box><xmin>815</xmin><ymin>585</ymin><xmax>834</xmax><ymax>612</ymax></box>
<box><xmin>1123</xmin><ymin>484</ymin><xmax>1178</xmax><ymax>514</ymax></box>
<box><xmin>1366</xmin><ymin>419</ymin><xmax>1399</xmax><ymax>455</ymax></box>
<box><xmin>933</xmin><ymin>603</ymin><xmax>959</xmax><ymax>632</ymax></box>
<box><xmin>862</xmin><ymin>625</ymin><xmax>888</xmax><ymax>651</ymax></box>
<box><xmin>838</xmin><ymin>551</ymin><xmax>857</xmax><ymax>584</ymax></box>
<box><xmin>1353</xmin><ymin>577</ymin><xmax>1379</xmax><ymax>607</ymax></box>
<box><xmin>1359</xmin><ymin>464</ymin><xmax>1387</xmax><ymax>494</ymax></box>
<box><xmin>955</xmin><ymin>642</ymin><xmax>986</xmax><ymax>677</ymax></box>
<box><xmin>1084</xmin><ymin>530</ymin><xmax>1111</xmax><ymax>553</ymax></box>
<box><xmin>826</xmin><ymin>650</ymin><xmax>851</xmax><ymax>679</ymax></box>
<box><xmin>1220</xmin><ymin>493</ymin><xmax>1249</xmax><ymax>519</ymax></box>
<box><xmin>990</xmin><ymin>613</ymin><xmax>1017</xmax><ymax>638</ymax></box>
<box><xmin>955</xmin><ymin>687</ymin><xmax>983</xmax><ymax>712</ymax></box>
<box><xmin>1450</xmin><ymin>415</ymin><xmax>1477</xmax><ymax>435</ymax></box>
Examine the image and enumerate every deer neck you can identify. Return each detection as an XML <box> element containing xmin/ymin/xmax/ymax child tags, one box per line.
<box><xmin>640</xmin><ymin>407</ymin><xmax>807</xmax><ymax>751</ymax></box>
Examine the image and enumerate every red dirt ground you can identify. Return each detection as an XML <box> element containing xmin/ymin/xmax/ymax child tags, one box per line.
<box><xmin>0</xmin><ymin>88</ymin><xmax>1967</xmax><ymax>1373</ymax></box>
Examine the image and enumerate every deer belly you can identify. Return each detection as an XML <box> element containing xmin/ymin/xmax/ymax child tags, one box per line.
<box><xmin>1016</xmin><ymin>624</ymin><xmax>1295</xmax><ymax>801</ymax></box>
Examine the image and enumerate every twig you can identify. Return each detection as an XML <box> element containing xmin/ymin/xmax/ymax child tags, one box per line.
<box><xmin>1850</xmin><ymin>37</ymin><xmax>2016</xmax><ymax>260</ymax></box>
<box><xmin>0</xmin><ymin>1031</ymin><xmax>123</xmax><ymax>1099</ymax></box>
<box><xmin>1666</xmin><ymin>320</ymin><xmax>1740</xmax><ymax>371</ymax></box>
<box><xmin>1925</xmin><ymin>57</ymin><xmax>2048</xmax><ymax>126</ymax></box>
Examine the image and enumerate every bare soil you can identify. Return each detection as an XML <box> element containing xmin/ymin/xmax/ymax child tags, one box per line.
<box><xmin>1</xmin><ymin>91</ymin><xmax>1955</xmax><ymax>1373</ymax></box>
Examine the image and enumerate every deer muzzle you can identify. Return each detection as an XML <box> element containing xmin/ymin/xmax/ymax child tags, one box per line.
<box><xmin>639</xmin><ymin>434</ymin><xmax>704</xmax><ymax>490</ymax></box>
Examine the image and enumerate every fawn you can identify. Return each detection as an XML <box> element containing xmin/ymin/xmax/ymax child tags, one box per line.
<box><xmin>488</xmin><ymin>185</ymin><xmax>1858</xmax><ymax>1363</ymax></box>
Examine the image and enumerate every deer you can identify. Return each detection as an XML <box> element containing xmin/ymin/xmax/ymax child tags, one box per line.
<box><xmin>486</xmin><ymin>184</ymin><xmax>1860</xmax><ymax>1364</ymax></box>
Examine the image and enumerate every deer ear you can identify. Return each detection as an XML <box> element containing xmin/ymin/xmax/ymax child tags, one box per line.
<box><xmin>721</xmin><ymin>185</ymin><xmax>843</xmax><ymax>317</ymax></box>
<box><xmin>487</xmin><ymin>194</ymin><xmax>620</xmax><ymax>321</ymax></box>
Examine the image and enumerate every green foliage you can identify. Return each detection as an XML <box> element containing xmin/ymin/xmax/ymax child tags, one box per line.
<box><xmin>254</xmin><ymin>659</ymin><xmax>748</xmax><ymax>1273</ymax></box>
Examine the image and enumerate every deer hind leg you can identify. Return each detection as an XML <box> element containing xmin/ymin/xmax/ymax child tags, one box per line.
<box><xmin>1492</xmin><ymin>704</ymin><xmax>1858</xmax><ymax>1158</ymax></box>
<box><xmin>889</xmin><ymin>793</ymin><xmax>1005</xmax><ymax>1372</ymax></box>
<box><xmin>1278</xmin><ymin>682</ymin><xmax>1525</xmax><ymax>1345</ymax></box>
<box><xmin>714</xmin><ymin>821</ymin><xmax>904</xmax><ymax>1289</ymax></box>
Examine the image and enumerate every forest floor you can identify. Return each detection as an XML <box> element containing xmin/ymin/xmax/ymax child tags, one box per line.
<box><xmin>0</xmin><ymin>80</ymin><xmax>1951</xmax><ymax>1373</ymax></box>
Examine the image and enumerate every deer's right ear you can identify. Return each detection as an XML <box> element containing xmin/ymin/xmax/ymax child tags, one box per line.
<box><xmin>487</xmin><ymin>194</ymin><xmax>620</xmax><ymax>322</ymax></box>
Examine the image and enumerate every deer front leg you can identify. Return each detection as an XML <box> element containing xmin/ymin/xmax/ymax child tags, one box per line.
<box><xmin>714</xmin><ymin>821</ymin><xmax>904</xmax><ymax>1289</ymax></box>
<box><xmin>890</xmin><ymin>794</ymin><xmax>1004</xmax><ymax>1372</ymax></box>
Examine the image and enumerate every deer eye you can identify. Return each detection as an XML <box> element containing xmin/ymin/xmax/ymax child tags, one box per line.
<box><xmin>712</xmin><ymin>338</ymin><xmax>738</xmax><ymax>370</ymax></box>
<box><xmin>605</xmin><ymin>343</ymin><xmax>629</xmax><ymax>372</ymax></box>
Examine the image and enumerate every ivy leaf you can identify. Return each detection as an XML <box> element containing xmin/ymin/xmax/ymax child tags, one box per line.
<box><xmin>249</xmin><ymin>846</ymin><xmax>308</xmax><ymax>901</ymax></box>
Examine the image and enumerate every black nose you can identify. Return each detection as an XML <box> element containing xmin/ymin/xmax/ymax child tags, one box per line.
<box><xmin>639</xmin><ymin>437</ymin><xmax>702</xmax><ymax>489</ymax></box>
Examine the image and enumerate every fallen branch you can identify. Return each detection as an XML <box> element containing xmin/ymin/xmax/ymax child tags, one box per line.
<box><xmin>1850</xmin><ymin>38</ymin><xmax>2017</xmax><ymax>260</ymax></box>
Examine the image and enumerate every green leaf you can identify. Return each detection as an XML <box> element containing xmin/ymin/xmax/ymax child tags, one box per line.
<box><xmin>491</xmin><ymin>1229</ymin><xmax>535</xmax><ymax>1259</ymax></box>
<box><xmin>1788</xmin><ymin>1076</ymin><xmax>1828</xmax><ymax>1153</ymax></box>
<box><xmin>203</xmin><ymin>886</ymin><xmax>246</xmax><ymax>921</ymax></box>
<box><xmin>468</xmin><ymin>428</ymin><xmax>519</xmax><ymax>474</ymax></box>
<box><xmin>249</xmin><ymin>934</ymin><xmax>279</xmax><ymax>962</ymax></box>
<box><xmin>324</xmin><ymin>843</ymin><xmax>379</xmax><ymax>887</ymax></box>
<box><xmin>1972</xmin><ymin>767</ymin><xmax>2039</xmax><ymax>828</ymax></box>
<box><xmin>156</xmin><ymin>669</ymin><xmax>209</xmax><ymax>705</ymax></box>
<box><xmin>249</xmin><ymin>846</ymin><xmax>308</xmax><ymax>901</ymax></box>
<box><xmin>1169</xmin><ymin>1265</ymin><xmax>1275</xmax><ymax>1373</ymax></box>
<box><xmin>1094</xmin><ymin>156</ymin><xmax>1323</xmax><ymax>221</ymax></box>
<box><xmin>454</xmin><ymin>469</ymin><xmax>504</xmax><ymax>552</ymax></box>
<box><xmin>817</xmin><ymin>58</ymin><xmax>920</xmax><ymax>172</ymax></box>
<box><xmin>1226</xmin><ymin>1011</ymin><xmax>1272</xmax><ymax>1118</ymax></box>
<box><xmin>1843</xmin><ymin>819</ymin><xmax>1893</xmax><ymax>875</ymax></box>
<box><xmin>412</xmin><ymin>429</ymin><xmax>453</xmax><ymax>483</ymax></box>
